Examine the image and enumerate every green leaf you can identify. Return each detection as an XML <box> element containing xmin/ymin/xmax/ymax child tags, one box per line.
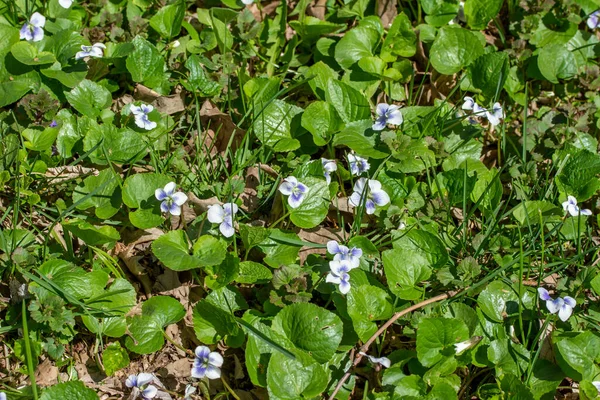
<box><xmin>258</xmin><ymin>230</ymin><xmax>302</xmax><ymax>268</ymax></box>
<box><xmin>193</xmin><ymin>287</ymin><xmax>245</xmax><ymax>345</ymax></box>
<box><xmin>237</xmin><ymin>261</ymin><xmax>273</xmax><ymax>284</ymax></box>
<box><xmin>272</xmin><ymin>303</ymin><xmax>343</xmax><ymax>363</ymax></box>
<box><xmin>334</xmin><ymin>25</ymin><xmax>381</xmax><ymax>69</ymax></box>
<box><xmin>512</xmin><ymin>201</ymin><xmax>562</xmax><ymax>225</ymax></box>
<box><xmin>289</xmin><ymin>16</ymin><xmax>345</xmax><ymax>43</ymax></box>
<box><xmin>21</xmin><ymin>127</ymin><xmax>58</xmax><ymax>152</ymax></box>
<box><xmin>555</xmin><ymin>331</ymin><xmax>600</xmax><ymax>380</ymax></box>
<box><xmin>464</xmin><ymin>0</ymin><xmax>503</xmax><ymax>30</ymax></box>
<box><xmin>471</xmin><ymin>167</ymin><xmax>502</xmax><ymax>213</ymax></box>
<box><xmin>420</xmin><ymin>0</ymin><xmax>460</xmax><ymax>26</ymax></box>
<box><xmin>383</xmin><ymin>248</ymin><xmax>432</xmax><ymax>300</ymax></box>
<box><xmin>430</xmin><ymin>27</ymin><xmax>484</xmax><ymax>75</ymax></box>
<box><xmin>347</xmin><ymin>284</ymin><xmax>394</xmax><ymax>342</ymax></box>
<box><xmin>416</xmin><ymin>317</ymin><xmax>469</xmax><ymax>367</ymax></box>
<box><xmin>528</xmin><ymin>359</ymin><xmax>565</xmax><ymax>400</ymax></box>
<box><xmin>477</xmin><ymin>281</ymin><xmax>519</xmax><ymax>322</ymax></box>
<box><xmin>81</xmin><ymin>278</ymin><xmax>136</xmax><ymax>338</ymax></box>
<box><xmin>152</xmin><ymin>230</ymin><xmax>203</xmax><ymax>271</ymax></box>
<box><xmin>254</xmin><ymin>99</ymin><xmax>303</xmax><ymax>152</ymax></box>
<box><xmin>239</xmin><ymin>225</ymin><xmax>270</xmax><ymax>250</ymax></box>
<box><xmin>301</xmin><ymin>101</ymin><xmax>341</xmax><ymax>146</ymax></box>
<box><xmin>499</xmin><ymin>374</ymin><xmax>534</xmax><ymax>400</ymax></box>
<box><xmin>149</xmin><ymin>0</ymin><xmax>185</xmax><ymax>38</ymax></box>
<box><xmin>38</xmin><ymin>259</ymin><xmax>108</xmax><ymax>301</ymax></box>
<box><xmin>556</xmin><ymin>149</ymin><xmax>600</xmax><ymax>201</ymax></box>
<box><xmin>192</xmin><ymin>235</ymin><xmax>228</xmax><ymax>266</ymax></box>
<box><xmin>204</xmin><ymin>253</ymin><xmax>240</xmax><ymax>290</ymax></box>
<box><xmin>184</xmin><ymin>55</ymin><xmax>221</xmax><ymax>96</ymax></box>
<box><xmin>381</xmin><ymin>12</ymin><xmax>416</xmax><ymax>61</ymax></box>
<box><xmin>305</xmin><ymin>61</ymin><xmax>338</xmax><ymax>100</ymax></box>
<box><xmin>267</xmin><ymin>352</ymin><xmax>328</xmax><ymax>399</ymax></box>
<box><xmin>55</xmin><ymin>109</ymin><xmax>81</xmax><ymax>158</ymax></box>
<box><xmin>103</xmin><ymin>342</ymin><xmax>130</xmax><ymax>376</ymax></box>
<box><xmin>40</xmin><ymin>381</ymin><xmax>98</xmax><ymax>400</ymax></box>
<box><xmin>126</xmin><ymin>36</ymin><xmax>167</xmax><ymax>89</ymax></box>
<box><xmin>125</xmin><ymin>296</ymin><xmax>185</xmax><ymax>354</ymax></box>
<box><xmin>289</xmin><ymin>178</ymin><xmax>330</xmax><ymax>229</ymax></box>
<box><xmin>325</xmin><ymin>79</ymin><xmax>371</xmax><ymax>124</ymax></box>
<box><xmin>62</xmin><ymin>219</ymin><xmax>120</xmax><ymax>247</ymax></box>
<box><xmin>332</xmin><ymin>119</ymin><xmax>390</xmax><ymax>159</ymax></box>
<box><xmin>0</xmin><ymin>24</ymin><xmax>20</xmax><ymax>57</ymax></box>
<box><xmin>40</xmin><ymin>61</ymin><xmax>87</xmax><ymax>88</ymax></box>
<box><xmin>488</xmin><ymin>339</ymin><xmax>531</xmax><ymax>377</ymax></box>
<box><xmin>538</xmin><ymin>44</ymin><xmax>578</xmax><ymax>84</ymax></box>
<box><xmin>392</xmin><ymin>229</ymin><xmax>449</xmax><ymax>269</ymax></box>
<box><xmin>122</xmin><ymin>173</ymin><xmax>171</xmax><ymax>229</ymax></box>
<box><xmin>65</xmin><ymin>79</ymin><xmax>112</xmax><ymax>118</ymax></box>
<box><xmin>0</xmin><ymin>60</ymin><xmax>40</xmax><ymax>108</ymax></box>
<box><xmin>11</xmin><ymin>41</ymin><xmax>56</xmax><ymax>65</ymax></box>
<box><xmin>73</xmin><ymin>169</ymin><xmax>121</xmax><ymax>219</ymax></box>
<box><xmin>468</xmin><ymin>52</ymin><xmax>509</xmax><ymax>101</ymax></box>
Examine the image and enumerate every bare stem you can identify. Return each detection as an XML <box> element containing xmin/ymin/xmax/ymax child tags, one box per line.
<box><xmin>328</xmin><ymin>290</ymin><xmax>460</xmax><ymax>399</ymax></box>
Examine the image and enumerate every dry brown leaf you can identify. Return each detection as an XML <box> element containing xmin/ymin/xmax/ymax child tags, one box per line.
<box><xmin>115</xmin><ymin>242</ymin><xmax>153</xmax><ymax>295</ymax></box>
<box><xmin>133</xmin><ymin>84</ymin><xmax>186</xmax><ymax>115</ymax></box>
<box><xmin>200</xmin><ymin>100</ymin><xmax>244</xmax><ymax>157</ymax></box>
<box><xmin>162</xmin><ymin>358</ymin><xmax>192</xmax><ymax>379</ymax></box>
<box><xmin>188</xmin><ymin>194</ymin><xmax>221</xmax><ymax>214</ymax></box>
<box><xmin>35</xmin><ymin>358</ymin><xmax>58</xmax><ymax>386</ymax></box>
<box><xmin>297</xmin><ymin>227</ymin><xmax>345</xmax><ymax>264</ymax></box>
<box><xmin>376</xmin><ymin>0</ymin><xmax>398</xmax><ymax>28</ymax></box>
<box><xmin>45</xmin><ymin>166</ymin><xmax>99</xmax><ymax>183</ymax></box>
<box><xmin>307</xmin><ymin>0</ymin><xmax>327</xmax><ymax>19</ymax></box>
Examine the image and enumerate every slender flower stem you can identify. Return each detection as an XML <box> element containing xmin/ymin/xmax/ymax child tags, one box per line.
<box><xmin>221</xmin><ymin>377</ymin><xmax>241</xmax><ymax>400</ymax></box>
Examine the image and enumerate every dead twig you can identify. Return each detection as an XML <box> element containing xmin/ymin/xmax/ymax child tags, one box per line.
<box><xmin>328</xmin><ymin>290</ymin><xmax>461</xmax><ymax>399</ymax></box>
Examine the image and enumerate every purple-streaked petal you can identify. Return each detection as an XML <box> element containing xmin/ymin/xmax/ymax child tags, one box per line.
<box><xmin>581</xmin><ymin>208</ymin><xmax>593</xmax><ymax>216</ymax></box>
<box><xmin>219</xmin><ymin>220</ymin><xmax>235</xmax><ymax>238</ymax></box>
<box><xmin>30</xmin><ymin>12</ymin><xmax>46</xmax><ymax>27</ymax></box>
<box><xmin>143</xmin><ymin>118</ymin><xmax>157</xmax><ymax>130</ymax></box>
<box><xmin>349</xmin><ymin>192</ymin><xmax>362</xmax><ymax>207</ymax></box>
<box><xmin>350</xmin><ymin>247</ymin><xmax>362</xmax><ymax>258</ymax></box>
<box><xmin>279</xmin><ymin>181</ymin><xmax>294</xmax><ymax>195</ymax></box>
<box><xmin>136</xmin><ymin>373</ymin><xmax>154</xmax><ymax>387</ymax></box>
<box><xmin>296</xmin><ymin>183</ymin><xmax>308</xmax><ymax>194</ymax></box>
<box><xmin>353</xmin><ymin>178</ymin><xmax>367</xmax><ymax>193</ymax></box>
<box><xmin>288</xmin><ymin>191</ymin><xmax>305</xmax><ymax>208</ymax></box>
<box><xmin>372</xmin><ymin>189</ymin><xmax>390</xmax><ymax>206</ymax></box>
<box><xmin>376</xmin><ymin>103</ymin><xmax>389</xmax><ymax>117</ymax></box>
<box><xmin>191</xmin><ymin>364</ymin><xmax>207</xmax><ymax>378</ymax></box>
<box><xmin>462</xmin><ymin>97</ymin><xmax>475</xmax><ymax>110</ymax></box>
<box><xmin>546</xmin><ymin>298</ymin><xmax>563</xmax><ymax>314</ymax></box>
<box><xmin>366</xmin><ymin>355</ymin><xmax>391</xmax><ymax>368</ymax></box>
<box><xmin>365</xmin><ymin>199</ymin><xmax>376</xmax><ymax>214</ymax></box>
<box><xmin>31</xmin><ymin>26</ymin><xmax>44</xmax><ymax>42</ymax></box>
<box><xmin>125</xmin><ymin>375</ymin><xmax>137</xmax><ymax>388</ymax></box>
<box><xmin>327</xmin><ymin>240</ymin><xmax>341</xmax><ymax>255</ymax></box>
<box><xmin>223</xmin><ymin>202</ymin><xmax>238</xmax><ymax>216</ymax></box>
<box><xmin>142</xmin><ymin>385</ymin><xmax>158</xmax><ymax>399</ymax></box>
<box><xmin>89</xmin><ymin>46</ymin><xmax>104</xmax><ymax>58</ymax></box>
<box><xmin>130</xmin><ymin>105</ymin><xmax>143</xmax><ymax>116</ymax></box>
<box><xmin>326</xmin><ymin>273</ymin><xmax>341</xmax><ymax>284</ymax></box>
<box><xmin>563</xmin><ymin>296</ymin><xmax>576</xmax><ymax>308</ymax></box>
<box><xmin>207</xmin><ymin>204</ymin><xmax>225</xmax><ymax>224</ymax></box>
<box><xmin>163</xmin><ymin>182</ymin><xmax>176</xmax><ymax>196</ymax></box>
<box><xmin>155</xmin><ymin>188</ymin><xmax>167</xmax><ymax>201</ymax></box>
<box><xmin>567</xmin><ymin>204</ymin><xmax>579</xmax><ymax>217</ymax></box>
<box><xmin>537</xmin><ymin>287</ymin><xmax>552</xmax><ymax>301</ymax></box>
<box><xmin>208</xmin><ymin>352</ymin><xmax>223</xmax><ymax>367</ymax></box>
<box><xmin>339</xmin><ymin>279</ymin><xmax>351</xmax><ymax>294</ymax></box>
<box><xmin>20</xmin><ymin>24</ymin><xmax>33</xmax><ymax>40</ymax></box>
<box><xmin>324</xmin><ymin>172</ymin><xmax>331</xmax><ymax>184</ymax></box>
<box><xmin>205</xmin><ymin>365</ymin><xmax>221</xmax><ymax>379</ymax></box>
<box><xmin>567</xmin><ymin>195</ymin><xmax>577</xmax><ymax>205</ymax></box>
<box><xmin>348</xmin><ymin>256</ymin><xmax>360</xmax><ymax>269</ymax></box>
<box><xmin>486</xmin><ymin>111</ymin><xmax>500</xmax><ymax>127</ymax></box>
<box><xmin>169</xmin><ymin>203</ymin><xmax>181</xmax><ymax>216</ymax></box>
<box><xmin>372</xmin><ymin>116</ymin><xmax>387</xmax><ymax>131</ymax></box>
<box><xmin>75</xmin><ymin>50</ymin><xmax>89</xmax><ymax>60</ymax></box>
<box><xmin>387</xmin><ymin>109</ymin><xmax>403</xmax><ymax>125</ymax></box>
<box><xmin>141</xmin><ymin>104</ymin><xmax>154</xmax><ymax>114</ymax></box>
<box><xmin>588</xmin><ymin>11</ymin><xmax>600</xmax><ymax>29</ymax></box>
<box><xmin>195</xmin><ymin>346</ymin><xmax>210</xmax><ymax>360</ymax></box>
<box><xmin>367</xmin><ymin>179</ymin><xmax>382</xmax><ymax>192</ymax></box>
<box><xmin>160</xmin><ymin>201</ymin><xmax>170</xmax><ymax>213</ymax></box>
<box><xmin>558</xmin><ymin>304</ymin><xmax>573</xmax><ymax>322</ymax></box>
<box><xmin>171</xmin><ymin>192</ymin><xmax>188</xmax><ymax>206</ymax></box>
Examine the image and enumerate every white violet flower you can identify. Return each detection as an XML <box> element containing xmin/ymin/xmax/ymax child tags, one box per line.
<box><xmin>360</xmin><ymin>352</ymin><xmax>391</xmax><ymax>368</ymax></box>
<box><xmin>279</xmin><ymin>176</ymin><xmax>309</xmax><ymax>208</ymax></box>
<box><xmin>454</xmin><ymin>336</ymin><xmax>483</xmax><ymax>355</ymax></box>
<box><xmin>125</xmin><ymin>373</ymin><xmax>158</xmax><ymax>400</ymax></box>
<box><xmin>349</xmin><ymin>178</ymin><xmax>390</xmax><ymax>215</ymax></box>
<box><xmin>192</xmin><ymin>346</ymin><xmax>223</xmax><ymax>380</ymax></box>
<box><xmin>155</xmin><ymin>182</ymin><xmax>188</xmax><ymax>216</ymax></box>
<box><xmin>75</xmin><ymin>43</ymin><xmax>105</xmax><ymax>60</ymax></box>
<box><xmin>130</xmin><ymin>103</ymin><xmax>157</xmax><ymax>130</ymax></box>
<box><xmin>20</xmin><ymin>12</ymin><xmax>46</xmax><ymax>42</ymax></box>
<box><xmin>485</xmin><ymin>102</ymin><xmax>505</xmax><ymax>127</ymax></box>
<box><xmin>348</xmin><ymin>154</ymin><xmax>370</xmax><ymax>176</ymax></box>
<box><xmin>241</xmin><ymin>0</ymin><xmax>254</xmax><ymax>4</ymax></box>
<box><xmin>184</xmin><ymin>384</ymin><xmax>196</xmax><ymax>399</ymax></box>
<box><xmin>207</xmin><ymin>203</ymin><xmax>238</xmax><ymax>238</ymax></box>
<box><xmin>373</xmin><ymin>103</ymin><xmax>403</xmax><ymax>131</ymax></box>
<box><xmin>462</xmin><ymin>96</ymin><xmax>486</xmax><ymax>115</ymax></box>
<box><xmin>593</xmin><ymin>381</ymin><xmax>600</xmax><ymax>395</ymax></box>
<box><xmin>326</xmin><ymin>259</ymin><xmax>353</xmax><ymax>294</ymax></box>
<box><xmin>588</xmin><ymin>10</ymin><xmax>600</xmax><ymax>29</ymax></box>
<box><xmin>562</xmin><ymin>195</ymin><xmax>592</xmax><ymax>217</ymax></box>
<box><xmin>537</xmin><ymin>287</ymin><xmax>576</xmax><ymax>322</ymax></box>
<box><xmin>59</xmin><ymin>0</ymin><xmax>74</xmax><ymax>8</ymax></box>
<box><xmin>321</xmin><ymin>158</ymin><xmax>337</xmax><ymax>184</ymax></box>
<box><xmin>327</xmin><ymin>240</ymin><xmax>362</xmax><ymax>269</ymax></box>
<box><xmin>0</xmin><ymin>392</ymin><xmax>6</xmax><ymax>400</ymax></box>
